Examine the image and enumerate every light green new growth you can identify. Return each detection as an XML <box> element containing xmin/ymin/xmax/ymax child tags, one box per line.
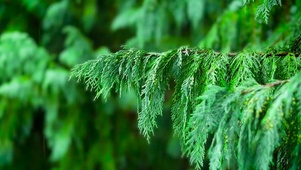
<box><xmin>71</xmin><ymin>43</ymin><xmax>301</xmax><ymax>169</ymax></box>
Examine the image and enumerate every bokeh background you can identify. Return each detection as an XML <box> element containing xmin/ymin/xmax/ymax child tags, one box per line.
<box><xmin>0</xmin><ymin>0</ymin><xmax>300</xmax><ymax>169</ymax></box>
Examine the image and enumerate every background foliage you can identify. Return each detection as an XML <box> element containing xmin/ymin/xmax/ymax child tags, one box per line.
<box><xmin>0</xmin><ymin>0</ymin><xmax>300</xmax><ymax>169</ymax></box>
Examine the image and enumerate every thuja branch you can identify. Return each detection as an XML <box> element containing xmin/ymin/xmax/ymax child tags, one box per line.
<box><xmin>71</xmin><ymin>45</ymin><xmax>301</xmax><ymax>170</ymax></box>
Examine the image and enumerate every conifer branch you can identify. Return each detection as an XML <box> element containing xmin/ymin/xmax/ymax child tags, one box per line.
<box><xmin>71</xmin><ymin>46</ymin><xmax>301</xmax><ymax>170</ymax></box>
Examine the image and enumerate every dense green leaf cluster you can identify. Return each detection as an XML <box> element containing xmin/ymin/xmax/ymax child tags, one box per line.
<box><xmin>72</xmin><ymin>37</ymin><xmax>301</xmax><ymax>169</ymax></box>
<box><xmin>1</xmin><ymin>0</ymin><xmax>301</xmax><ymax>169</ymax></box>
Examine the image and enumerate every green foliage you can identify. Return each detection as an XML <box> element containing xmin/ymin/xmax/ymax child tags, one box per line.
<box><xmin>72</xmin><ymin>32</ymin><xmax>301</xmax><ymax>169</ymax></box>
<box><xmin>0</xmin><ymin>26</ymin><xmax>185</xmax><ymax>170</ymax></box>
<box><xmin>112</xmin><ymin>0</ymin><xmax>229</xmax><ymax>48</ymax></box>
<box><xmin>244</xmin><ymin>0</ymin><xmax>282</xmax><ymax>23</ymax></box>
<box><xmin>0</xmin><ymin>29</ymin><xmax>175</xmax><ymax>170</ymax></box>
<box><xmin>0</xmin><ymin>31</ymin><xmax>79</xmax><ymax>164</ymax></box>
<box><xmin>2</xmin><ymin>0</ymin><xmax>301</xmax><ymax>169</ymax></box>
<box><xmin>111</xmin><ymin>0</ymin><xmax>286</xmax><ymax>49</ymax></box>
<box><xmin>59</xmin><ymin>26</ymin><xmax>95</xmax><ymax>67</ymax></box>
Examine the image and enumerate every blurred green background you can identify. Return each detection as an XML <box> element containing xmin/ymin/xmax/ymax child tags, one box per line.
<box><xmin>0</xmin><ymin>0</ymin><xmax>300</xmax><ymax>169</ymax></box>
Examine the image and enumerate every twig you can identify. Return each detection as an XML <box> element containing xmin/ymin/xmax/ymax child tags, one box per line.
<box><xmin>147</xmin><ymin>48</ymin><xmax>300</xmax><ymax>57</ymax></box>
<box><xmin>241</xmin><ymin>79</ymin><xmax>289</xmax><ymax>94</ymax></box>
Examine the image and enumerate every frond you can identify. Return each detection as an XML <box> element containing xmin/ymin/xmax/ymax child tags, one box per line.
<box><xmin>229</xmin><ymin>52</ymin><xmax>260</xmax><ymax>88</ymax></box>
<box><xmin>184</xmin><ymin>85</ymin><xmax>226</xmax><ymax>169</ymax></box>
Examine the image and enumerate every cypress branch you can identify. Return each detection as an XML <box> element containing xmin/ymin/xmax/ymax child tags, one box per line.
<box><xmin>71</xmin><ymin>46</ymin><xmax>301</xmax><ymax>169</ymax></box>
